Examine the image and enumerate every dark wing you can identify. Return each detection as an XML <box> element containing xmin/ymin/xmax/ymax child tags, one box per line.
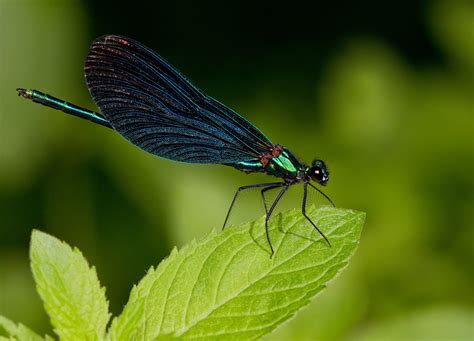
<box><xmin>84</xmin><ymin>35</ymin><xmax>272</xmax><ymax>164</ymax></box>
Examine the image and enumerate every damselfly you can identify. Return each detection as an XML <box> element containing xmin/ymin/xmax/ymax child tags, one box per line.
<box><xmin>17</xmin><ymin>35</ymin><xmax>334</xmax><ymax>255</ymax></box>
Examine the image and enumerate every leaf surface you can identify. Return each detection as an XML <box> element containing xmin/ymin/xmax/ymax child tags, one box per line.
<box><xmin>30</xmin><ymin>230</ymin><xmax>110</xmax><ymax>340</ymax></box>
<box><xmin>109</xmin><ymin>206</ymin><xmax>365</xmax><ymax>340</ymax></box>
<box><xmin>0</xmin><ymin>315</ymin><xmax>49</xmax><ymax>341</ymax></box>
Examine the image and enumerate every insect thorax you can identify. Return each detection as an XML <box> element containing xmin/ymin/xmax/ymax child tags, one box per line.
<box><xmin>233</xmin><ymin>147</ymin><xmax>304</xmax><ymax>181</ymax></box>
<box><xmin>265</xmin><ymin>148</ymin><xmax>302</xmax><ymax>179</ymax></box>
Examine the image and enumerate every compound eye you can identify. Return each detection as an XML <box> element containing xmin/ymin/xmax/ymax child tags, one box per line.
<box><xmin>313</xmin><ymin>167</ymin><xmax>323</xmax><ymax>181</ymax></box>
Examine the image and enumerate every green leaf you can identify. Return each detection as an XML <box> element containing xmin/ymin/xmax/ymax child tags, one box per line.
<box><xmin>109</xmin><ymin>206</ymin><xmax>365</xmax><ymax>340</ymax></box>
<box><xmin>30</xmin><ymin>230</ymin><xmax>110</xmax><ymax>340</ymax></box>
<box><xmin>0</xmin><ymin>315</ymin><xmax>44</xmax><ymax>341</ymax></box>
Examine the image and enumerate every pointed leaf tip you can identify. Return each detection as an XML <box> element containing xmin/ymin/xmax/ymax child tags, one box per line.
<box><xmin>30</xmin><ymin>230</ymin><xmax>110</xmax><ymax>340</ymax></box>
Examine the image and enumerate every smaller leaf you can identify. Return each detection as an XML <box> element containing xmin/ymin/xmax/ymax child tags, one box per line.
<box><xmin>30</xmin><ymin>230</ymin><xmax>110</xmax><ymax>340</ymax></box>
<box><xmin>0</xmin><ymin>315</ymin><xmax>44</xmax><ymax>341</ymax></box>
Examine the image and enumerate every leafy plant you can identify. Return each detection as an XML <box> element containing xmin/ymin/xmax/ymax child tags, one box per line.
<box><xmin>0</xmin><ymin>206</ymin><xmax>364</xmax><ymax>340</ymax></box>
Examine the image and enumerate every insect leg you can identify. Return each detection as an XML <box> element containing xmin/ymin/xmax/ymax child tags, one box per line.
<box><xmin>302</xmin><ymin>182</ymin><xmax>331</xmax><ymax>247</ymax></box>
<box><xmin>222</xmin><ymin>182</ymin><xmax>284</xmax><ymax>230</ymax></box>
<box><xmin>265</xmin><ymin>185</ymin><xmax>289</xmax><ymax>256</ymax></box>
<box><xmin>307</xmin><ymin>182</ymin><xmax>335</xmax><ymax>207</ymax></box>
<box><xmin>261</xmin><ymin>184</ymin><xmax>285</xmax><ymax>216</ymax></box>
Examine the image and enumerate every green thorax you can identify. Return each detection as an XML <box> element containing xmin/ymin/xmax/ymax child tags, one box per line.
<box><xmin>233</xmin><ymin>147</ymin><xmax>304</xmax><ymax>180</ymax></box>
<box><xmin>266</xmin><ymin>148</ymin><xmax>301</xmax><ymax>178</ymax></box>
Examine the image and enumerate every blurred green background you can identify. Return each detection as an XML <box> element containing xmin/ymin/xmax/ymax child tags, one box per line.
<box><xmin>1</xmin><ymin>0</ymin><xmax>472</xmax><ymax>339</ymax></box>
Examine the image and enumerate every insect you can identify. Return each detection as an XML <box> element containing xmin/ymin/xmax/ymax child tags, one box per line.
<box><xmin>17</xmin><ymin>35</ymin><xmax>334</xmax><ymax>255</ymax></box>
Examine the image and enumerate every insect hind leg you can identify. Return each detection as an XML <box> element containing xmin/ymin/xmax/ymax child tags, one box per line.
<box><xmin>222</xmin><ymin>182</ymin><xmax>284</xmax><ymax>230</ymax></box>
<box><xmin>264</xmin><ymin>185</ymin><xmax>289</xmax><ymax>256</ymax></box>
